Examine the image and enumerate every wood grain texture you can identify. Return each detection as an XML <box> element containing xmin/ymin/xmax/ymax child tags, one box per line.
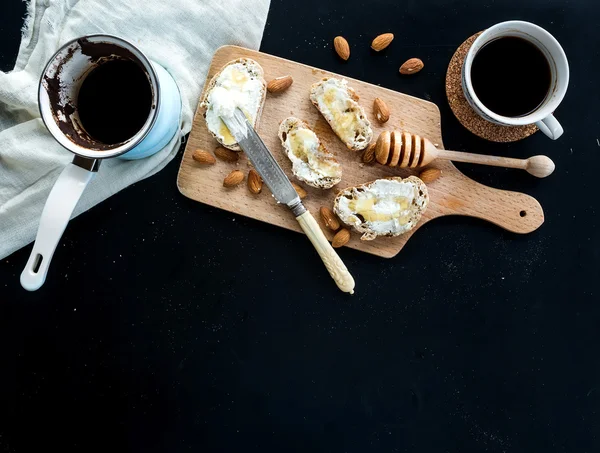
<box><xmin>177</xmin><ymin>46</ymin><xmax>544</xmax><ymax>259</ymax></box>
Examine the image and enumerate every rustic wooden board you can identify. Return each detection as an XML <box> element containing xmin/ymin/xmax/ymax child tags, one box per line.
<box><xmin>177</xmin><ymin>46</ymin><xmax>544</xmax><ymax>258</ymax></box>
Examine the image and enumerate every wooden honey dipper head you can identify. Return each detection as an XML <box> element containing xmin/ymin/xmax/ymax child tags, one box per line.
<box><xmin>375</xmin><ymin>131</ymin><xmax>438</xmax><ymax>169</ymax></box>
<box><xmin>374</xmin><ymin>130</ymin><xmax>555</xmax><ymax>178</ymax></box>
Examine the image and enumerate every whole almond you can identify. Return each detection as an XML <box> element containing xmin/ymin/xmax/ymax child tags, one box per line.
<box><xmin>223</xmin><ymin>170</ymin><xmax>244</xmax><ymax>188</ymax></box>
<box><xmin>247</xmin><ymin>169</ymin><xmax>263</xmax><ymax>194</ymax></box>
<box><xmin>214</xmin><ymin>146</ymin><xmax>239</xmax><ymax>162</ymax></box>
<box><xmin>399</xmin><ymin>58</ymin><xmax>424</xmax><ymax>75</ymax></box>
<box><xmin>267</xmin><ymin>75</ymin><xmax>293</xmax><ymax>93</ymax></box>
<box><xmin>419</xmin><ymin>167</ymin><xmax>442</xmax><ymax>184</ymax></box>
<box><xmin>334</xmin><ymin>36</ymin><xmax>350</xmax><ymax>61</ymax></box>
<box><xmin>373</xmin><ymin>98</ymin><xmax>390</xmax><ymax>123</ymax></box>
<box><xmin>332</xmin><ymin>228</ymin><xmax>351</xmax><ymax>248</ymax></box>
<box><xmin>320</xmin><ymin>206</ymin><xmax>341</xmax><ymax>231</ymax></box>
<box><xmin>371</xmin><ymin>33</ymin><xmax>394</xmax><ymax>51</ymax></box>
<box><xmin>192</xmin><ymin>149</ymin><xmax>216</xmax><ymax>165</ymax></box>
<box><xmin>362</xmin><ymin>143</ymin><xmax>376</xmax><ymax>164</ymax></box>
<box><xmin>291</xmin><ymin>182</ymin><xmax>307</xmax><ymax>199</ymax></box>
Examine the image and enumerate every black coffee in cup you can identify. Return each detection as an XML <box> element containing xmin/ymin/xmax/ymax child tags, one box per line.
<box><xmin>77</xmin><ymin>59</ymin><xmax>152</xmax><ymax>145</ymax></box>
<box><xmin>470</xmin><ymin>37</ymin><xmax>551</xmax><ymax>117</ymax></box>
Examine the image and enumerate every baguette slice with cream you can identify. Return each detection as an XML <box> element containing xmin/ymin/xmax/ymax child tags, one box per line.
<box><xmin>309</xmin><ymin>77</ymin><xmax>373</xmax><ymax>151</ymax></box>
<box><xmin>278</xmin><ymin>117</ymin><xmax>342</xmax><ymax>189</ymax></box>
<box><xmin>333</xmin><ymin>176</ymin><xmax>428</xmax><ymax>241</ymax></box>
<box><xmin>201</xmin><ymin>58</ymin><xmax>266</xmax><ymax>151</ymax></box>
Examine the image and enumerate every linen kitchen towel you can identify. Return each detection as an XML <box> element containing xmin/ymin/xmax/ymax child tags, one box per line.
<box><xmin>0</xmin><ymin>0</ymin><xmax>271</xmax><ymax>259</ymax></box>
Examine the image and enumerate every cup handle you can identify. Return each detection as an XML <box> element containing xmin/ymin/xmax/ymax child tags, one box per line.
<box><xmin>20</xmin><ymin>158</ymin><xmax>99</xmax><ymax>291</ymax></box>
<box><xmin>535</xmin><ymin>114</ymin><xmax>564</xmax><ymax>140</ymax></box>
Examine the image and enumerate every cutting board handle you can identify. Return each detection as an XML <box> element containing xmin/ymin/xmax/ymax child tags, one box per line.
<box><xmin>432</xmin><ymin>171</ymin><xmax>544</xmax><ymax>234</ymax></box>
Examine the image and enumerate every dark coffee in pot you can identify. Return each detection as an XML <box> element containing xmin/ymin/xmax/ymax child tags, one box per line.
<box><xmin>77</xmin><ymin>59</ymin><xmax>152</xmax><ymax>145</ymax></box>
<box><xmin>471</xmin><ymin>37</ymin><xmax>551</xmax><ymax>118</ymax></box>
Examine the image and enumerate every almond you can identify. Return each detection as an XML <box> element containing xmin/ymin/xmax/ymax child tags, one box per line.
<box><xmin>399</xmin><ymin>58</ymin><xmax>424</xmax><ymax>75</ymax></box>
<box><xmin>320</xmin><ymin>206</ymin><xmax>340</xmax><ymax>231</ymax></box>
<box><xmin>371</xmin><ymin>33</ymin><xmax>394</xmax><ymax>51</ymax></box>
<box><xmin>247</xmin><ymin>169</ymin><xmax>263</xmax><ymax>194</ymax></box>
<box><xmin>334</xmin><ymin>36</ymin><xmax>350</xmax><ymax>61</ymax></box>
<box><xmin>419</xmin><ymin>167</ymin><xmax>442</xmax><ymax>184</ymax></box>
<box><xmin>291</xmin><ymin>182</ymin><xmax>307</xmax><ymax>199</ymax></box>
<box><xmin>332</xmin><ymin>228</ymin><xmax>351</xmax><ymax>248</ymax></box>
<box><xmin>192</xmin><ymin>149</ymin><xmax>216</xmax><ymax>165</ymax></box>
<box><xmin>223</xmin><ymin>170</ymin><xmax>244</xmax><ymax>187</ymax></box>
<box><xmin>214</xmin><ymin>146</ymin><xmax>239</xmax><ymax>162</ymax></box>
<box><xmin>362</xmin><ymin>143</ymin><xmax>376</xmax><ymax>164</ymax></box>
<box><xmin>267</xmin><ymin>75</ymin><xmax>293</xmax><ymax>93</ymax></box>
<box><xmin>373</xmin><ymin>98</ymin><xmax>390</xmax><ymax>123</ymax></box>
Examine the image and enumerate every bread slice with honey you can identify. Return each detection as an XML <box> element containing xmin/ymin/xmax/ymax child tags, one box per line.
<box><xmin>201</xmin><ymin>58</ymin><xmax>266</xmax><ymax>151</ymax></box>
<box><xmin>278</xmin><ymin>117</ymin><xmax>342</xmax><ymax>189</ymax></box>
<box><xmin>309</xmin><ymin>77</ymin><xmax>373</xmax><ymax>151</ymax></box>
<box><xmin>333</xmin><ymin>176</ymin><xmax>428</xmax><ymax>241</ymax></box>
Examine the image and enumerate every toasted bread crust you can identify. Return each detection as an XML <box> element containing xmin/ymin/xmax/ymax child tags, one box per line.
<box><xmin>309</xmin><ymin>78</ymin><xmax>373</xmax><ymax>151</ymax></box>
<box><xmin>278</xmin><ymin>117</ymin><xmax>342</xmax><ymax>189</ymax></box>
<box><xmin>201</xmin><ymin>58</ymin><xmax>266</xmax><ymax>151</ymax></box>
<box><xmin>333</xmin><ymin>176</ymin><xmax>429</xmax><ymax>240</ymax></box>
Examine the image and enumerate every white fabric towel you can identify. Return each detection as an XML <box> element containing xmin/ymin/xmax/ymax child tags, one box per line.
<box><xmin>0</xmin><ymin>0</ymin><xmax>271</xmax><ymax>259</ymax></box>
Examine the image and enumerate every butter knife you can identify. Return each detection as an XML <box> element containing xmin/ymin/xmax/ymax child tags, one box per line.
<box><xmin>221</xmin><ymin>108</ymin><xmax>355</xmax><ymax>294</ymax></box>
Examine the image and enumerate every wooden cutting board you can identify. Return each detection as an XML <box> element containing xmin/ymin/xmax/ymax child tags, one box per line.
<box><xmin>177</xmin><ymin>46</ymin><xmax>544</xmax><ymax>258</ymax></box>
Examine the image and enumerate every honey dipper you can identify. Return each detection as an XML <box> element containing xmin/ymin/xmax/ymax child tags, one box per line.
<box><xmin>375</xmin><ymin>131</ymin><xmax>555</xmax><ymax>178</ymax></box>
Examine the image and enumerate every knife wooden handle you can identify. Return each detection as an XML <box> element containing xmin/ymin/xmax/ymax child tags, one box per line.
<box><xmin>296</xmin><ymin>211</ymin><xmax>355</xmax><ymax>294</ymax></box>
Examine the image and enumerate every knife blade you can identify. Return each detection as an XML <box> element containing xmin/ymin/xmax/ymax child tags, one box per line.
<box><xmin>220</xmin><ymin>108</ymin><xmax>355</xmax><ymax>294</ymax></box>
<box><xmin>221</xmin><ymin>109</ymin><xmax>301</xmax><ymax>209</ymax></box>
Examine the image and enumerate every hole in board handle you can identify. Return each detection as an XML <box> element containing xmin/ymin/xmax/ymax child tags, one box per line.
<box><xmin>32</xmin><ymin>254</ymin><xmax>43</xmax><ymax>273</ymax></box>
<box><xmin>519</xmin><ymin>210</ymin><xmax>527</xmax><ymax>218</ymax></box>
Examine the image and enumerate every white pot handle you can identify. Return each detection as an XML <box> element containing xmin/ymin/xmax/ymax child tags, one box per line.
<box><xmin>20</xmin><ymin>160</ymin><xmax>98</xmax><ymax>291</ymax></box>
<box><xmin>535</xmin><ymin>114</ymin><xmax>564</xmax><ymax>140</ymax></box>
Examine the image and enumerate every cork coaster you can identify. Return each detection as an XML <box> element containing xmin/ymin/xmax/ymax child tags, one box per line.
<box><xmin>446</xmin><ymin>32</ymin><xmax>538</xmax><ymax>142</ymax></box>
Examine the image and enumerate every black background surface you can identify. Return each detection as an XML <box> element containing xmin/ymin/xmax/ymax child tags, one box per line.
<box><xmin>1</xmin><ymin>1</ymin><xmax>599</xmax><ymax>452</ymax></box>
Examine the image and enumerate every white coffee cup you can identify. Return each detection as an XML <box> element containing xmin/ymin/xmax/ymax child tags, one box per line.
<box><xmin>462</xmin><ymin>21</ymin><xmax>569</xmax><ymax>140</ymax></box>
